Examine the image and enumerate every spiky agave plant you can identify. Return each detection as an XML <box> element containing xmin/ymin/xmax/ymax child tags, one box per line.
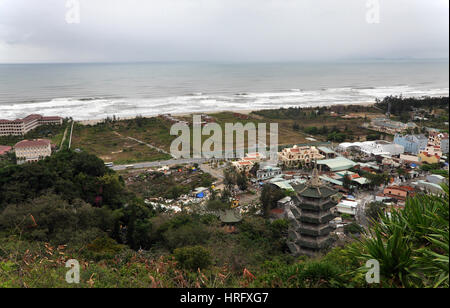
<box><xmin>350</xmin><ymin>184</ymin><xmax>449</xmax><ymax>288</ymax></box>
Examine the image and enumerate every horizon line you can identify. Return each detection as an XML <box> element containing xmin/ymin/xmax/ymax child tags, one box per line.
<box><xmin>0</xmin><ymin>57</ymin><xmax>449</xmax><ymax>66</ymax></box>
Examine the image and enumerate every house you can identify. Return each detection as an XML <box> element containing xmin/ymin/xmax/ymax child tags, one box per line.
<box><xmin>418</xmin><ymin>145</ymin><xmax>442</xmax><ymax>165</ymax></box>
<box><xmin>318</xmin><ymin>147</ymin><xmax>337</xmax><ymax>159</ymax></box>
<box><xmin>382</xmin><ymin>186</ymin><xmax>415</xmax><ymax>203</ymax></box>
<box><xmin>14</xmin><ymin>139</ymin><xmax>52</xmax><ymax>164</ymax></box>
<box><xmin>428</xmin><ymin>131</ymin><xmax>449</xmax><ymax>154</ymax></box>
<box><xmin>336</xmin><ymin>199</ymin><xmax>358</xmax><ymax>216</ymax></box>
<box><xmin>394</xmin><ymin>134</ymin><xmax>428</xmax><ymax>154</ymax></box>
<box><xmin>242</xmin><ymin>152</ymin><xmax>265</xmax><ymax>163</ymax></box>
<box><xmin>231</xmin><ymin>160</ymin><xmax>254</xmax><ymax>173</ymax></box>
<box><xmin>412</xmin><ymin>180</ymin><xmax>445</xmax><ymax>195</ymax></box>
<box><xmin>370</xmin><ymin>118</ymin><xmax>417</xmax><ymax>134</ymax></box>
<box><xmin>426</xmin><ymin>174</ymin><xmax>447</xmax><ymax>185</ymax></box>
<box><xmin>256</xmin><ymin>165</ymin><xmax>282</xmax><ymax>180</ymax></box>
<box><xmin>0</xmin><ymin>145</ymin><xmax>12</xmax><ymax>156</ymax></box>
<box><xmin>0</xmin><ymin>114</ymin><xmax>63</xmax><ymax>136</ymax></box>
<box><xmin>278</xmin><ymin>145</ymin><xmax>324</xmax><ymax>166</ymax></box>
<box><xmin>400</xmin><ymin>154</ymin><xmax>421</xmax><ymax>165</ymax></box>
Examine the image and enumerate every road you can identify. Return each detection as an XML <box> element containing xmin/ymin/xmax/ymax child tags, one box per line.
<box><xmin>356</xmin><ymin>191</ymin><xmax>376</xmax><ymax>227</ymax></box>
<box><xmin>111</xmin><ymin>158</ymin><xmax>209</xmax><ymax>171</ymax></box>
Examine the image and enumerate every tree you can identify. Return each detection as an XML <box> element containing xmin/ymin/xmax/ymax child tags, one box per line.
<box><xmin>236</xmin><ymin>171</ymin><xmax>248</xmax><ymax>191</ymax></box>
<box><xmin>343</xmin><ymin>175</ymin><xmax>352</xmax><ymax>191</ymax></box>
<box><xmin>206</xmin><ymin>199</ymin><xmax>229</xmax><ymax>211</ymax></box>
<box><xmin>249</xmin><ymin>163</ymin><xmax>260</xmax><ymax>177</ymax></box>
<box><xmin>260</xmin><ymin>185</ymin><xmax>285</xmax><ymax>218</ymax></box>
<box><xmin>365</xmin><ymin>201</ymin><xmax>387</xmax><ymax>223</ymax></box>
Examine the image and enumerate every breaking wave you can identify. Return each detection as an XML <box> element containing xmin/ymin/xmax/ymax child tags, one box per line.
<box><xmin>1</xmin><ymin>85</ymin><xmax>448</xmax><ymax>121</ymax></box>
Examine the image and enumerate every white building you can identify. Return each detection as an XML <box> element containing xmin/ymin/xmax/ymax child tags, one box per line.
<box><xmin>256</xmin><ymin>165</ymin><xmax>282</xmax><ymax>180</ymax></box>
<box><xmin>0</xmin><ymin>114</ymin><xmax>63</xmax><ymax>136</ymax></box>
<box><xmin>336</xmin><ymin>199</ymin><xmax>358</xmax><ymax>216</ymax></box>
<box><xmin>339</xmin><ymin>140</ymin><xmax>404</xmax><ymax>156</ymax></box>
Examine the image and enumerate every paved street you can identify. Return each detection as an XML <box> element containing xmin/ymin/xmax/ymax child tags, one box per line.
<box><xmin>112</xmin><ymin>158</ymin><xmax>209</xmax><ymax>171</ymax></box>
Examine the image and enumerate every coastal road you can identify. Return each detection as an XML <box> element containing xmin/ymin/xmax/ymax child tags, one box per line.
<box><xmin>111</xmin><ymin>158</ymin><xmax>209</xmax><ymax>171</ymax></box>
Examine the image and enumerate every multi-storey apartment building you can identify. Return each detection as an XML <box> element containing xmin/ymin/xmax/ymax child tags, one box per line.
<box><xmin>428</xmin><ymin>131</ymin><xmax>449</xmax><ymax>154</ymax></box>
<box><xmin>0</xmin><ymin>114</ymin><xmax>63</xmax><ymax>136</ymax></box>
<box><xmin>14</xmin><ymin>139</ymin><xmax>52</xmax><ymax>164</ymax></box>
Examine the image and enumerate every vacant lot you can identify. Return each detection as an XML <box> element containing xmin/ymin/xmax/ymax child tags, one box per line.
<box><xmin>72</xmin><ymin>121</ymin><xmax>172</xmax><ymax>164</ymax></box>
<box><xmin>120</xmin><ymin>167</ymin><xmax>215</xmax><ymax>199</ymax></box>
<box><xmin>71</xmin><ymin>106</ymin><xmax>386</xmax><ymax>164</ymax></box>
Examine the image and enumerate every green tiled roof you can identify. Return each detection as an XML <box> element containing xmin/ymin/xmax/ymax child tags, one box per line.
<box><xmin>292</xmin><ymin>183</ymin><xmax>337</xmax><ymax>199</ymax></box>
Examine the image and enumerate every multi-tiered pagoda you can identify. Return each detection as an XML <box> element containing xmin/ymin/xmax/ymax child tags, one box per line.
<box><xmin>287</xmin><ymin>167</ymin><xmax>338</xmax><ymax>257</ymax></box>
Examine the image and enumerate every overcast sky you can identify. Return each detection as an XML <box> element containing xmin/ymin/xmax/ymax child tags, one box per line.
<box><xmin>0</xmin><ymin>0</ymin><xmax>448</xmax><ymax>63</ymax></box>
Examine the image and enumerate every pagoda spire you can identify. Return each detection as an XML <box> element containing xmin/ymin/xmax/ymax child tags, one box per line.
<box><xmin>308</xmin><ymin>161</ymin><xmax>323</xmax><ymax>187</ymax></box>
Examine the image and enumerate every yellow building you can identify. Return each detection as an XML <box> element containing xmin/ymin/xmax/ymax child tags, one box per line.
<box><xmin>418</xmin><ymin>151</ymin><xmax>440</xmax><ymax>165</ymax></box>
<box><xmin>14</xmin><ymin>139</ymin><xmax>52</xmax><ymax>164</ymax></box>
<box><xmin>278</xmin><ymin>145</ymin><xmax>324</xmax><ymax>166</ymax></box>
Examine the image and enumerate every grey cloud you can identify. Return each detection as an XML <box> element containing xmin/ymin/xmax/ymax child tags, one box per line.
<box><xmin>0</xmin><ymin>0</ymin><xmax>448</xmax><ymax>63</ymax></box>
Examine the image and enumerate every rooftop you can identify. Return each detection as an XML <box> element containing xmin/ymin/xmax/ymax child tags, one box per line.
<box><xmin>15</xmin><ymin>139</ymin><xmax>51</xmax><ymax>149</ymax></box>
<box><xmin>0</xmin><ymin>145</ymin><xmax>12</xmax><ymax>155</ymax></box>
<box><xmin>317</xmin><ymin>156</ymin><xmax>357</xmax><ymax>171</ymax></box>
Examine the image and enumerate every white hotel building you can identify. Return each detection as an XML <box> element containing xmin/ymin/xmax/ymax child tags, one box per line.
<box><xmin>0</xmin><ymin>114</ymin><xmax>63</xmax><ymax>136</ymax></box>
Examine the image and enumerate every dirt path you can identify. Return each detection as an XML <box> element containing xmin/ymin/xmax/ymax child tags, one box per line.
<box><xmin>113</xmin><ymin>131</ymin><xmax>174</xmax><ymax>157</ymax></box>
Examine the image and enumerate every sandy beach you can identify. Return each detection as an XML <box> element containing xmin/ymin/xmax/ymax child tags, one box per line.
<box><xmin>76</xmin><ymin>102</ymin><xmax>377</xmax><ymax>126</ymax></box>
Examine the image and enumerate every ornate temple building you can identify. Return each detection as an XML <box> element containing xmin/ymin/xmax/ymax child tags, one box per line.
<box><xmin>285</xmin><ymin>167</ymin><xmax>339</xmax><ymax>257</ymax></box>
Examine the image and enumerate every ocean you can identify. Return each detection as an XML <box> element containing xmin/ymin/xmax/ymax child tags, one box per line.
<box><xmin>0</xmin><ymin>61</ymin><xmax>448</xmax><ymax>120</ymax></box>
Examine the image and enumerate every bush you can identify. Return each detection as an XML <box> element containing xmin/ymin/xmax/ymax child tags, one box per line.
<box><xmin>163</xmin><ymin>223</ymin><xmax>211</xmax><ymax>250</ymax></box>
<box><xmin>86</xmin><ymin>236</ymin><xmax>125</xmax><ymax>261</ymax></box>
<box><xmin>173</xmin><ymin>245</ymin><xmax>212</xmax><ymax>271</ymax></box>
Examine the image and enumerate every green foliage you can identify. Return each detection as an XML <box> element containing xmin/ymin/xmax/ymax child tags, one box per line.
<box><xmin>236</xmin><ymin>171</ymin><xmax>248</xmax><ymax>191</ymax></box>
<box><xmin>350</xmin><ymin>184</ymin><xmax>449</xmax><ymax>288</ymax></box>
<box><xmin>365</xmin><ymin>201</ymin><xmax>387</xmax><ymax>223</ymax></box>
<box><xmin>86</xmin><ymin>237</ymin><xmax>126</xmax><ymax>261</ymax></box>
<box><xmin>0</xmin><ymin>193</ymin><xmax>114</xmax><ymax>245</ymax></box>
<box><xmin>251</xmin><ymin>259</ymin><xmax>345</xmax><ymax>288</ymax></box>
<box><xmin>0</xmin><ymin>150</ymin><xmax>117</xmax><ymax>208</ymax></box>
<box><xmin>260</xmin><ymin>185</ymin><xmax>285</xmax><ymax>218</ymax></box>
<box><xmin>173</xmin><ymin>245</ymin><xmax>212</xmax><ymax>271</ymax></box>
<box><xmin>344</xmin><ymin>222</ymin><xmax>364</xmax><ymax>235</ymax></box>
<box><xmin>375</xmin><ymin>96</ymin><xmax>449</xmax><ymax>117</ymax></box>
<box><xmin>206</xmin><ymin>199</ymin><xmax>230</xmax><ymax>211</ymax></box>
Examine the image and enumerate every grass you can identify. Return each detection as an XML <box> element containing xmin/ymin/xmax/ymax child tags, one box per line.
<box><xmin>72</xmin><ymin>121</ymin><xmax>172</xmax><ymax>164</ymax></box>
<box><xmin>71</xmin><ymin>107</ymin><xmax>386</xmax><ymax>165</ymax></box>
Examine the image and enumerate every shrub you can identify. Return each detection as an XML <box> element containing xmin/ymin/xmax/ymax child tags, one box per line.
<box><xmin>173</xmin><ymin>245</ymin><xmax>212</xmax><ymax>271</ymax></box>
<box><xmin>86</xmin><ymin>236</ymin><xmax>125</xmax><ymax>261</ymax></box>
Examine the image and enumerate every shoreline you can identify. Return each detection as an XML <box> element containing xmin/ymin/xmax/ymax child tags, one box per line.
<box><xmin>77</xmin><ymin>101</ymin><xmax>378</xmax><ymax>126</ymax></box>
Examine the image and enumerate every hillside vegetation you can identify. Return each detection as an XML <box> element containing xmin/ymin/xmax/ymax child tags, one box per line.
<box><xmin>0</xmin><ymin>150</ymin><xmax>448</xmax><ymax>288</ymax></box>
